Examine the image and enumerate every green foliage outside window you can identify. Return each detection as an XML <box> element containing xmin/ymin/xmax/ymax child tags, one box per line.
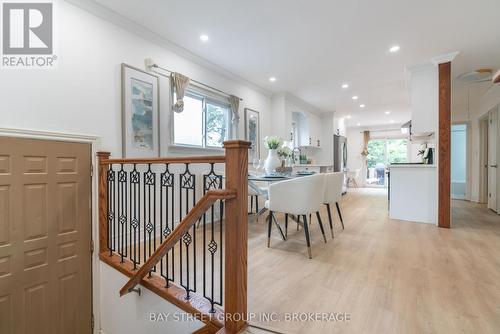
<box><xmin>367</xmin><ymin>139</ymin><xmax>407</xmax><ymax>168</ymax></box>
<box><xmin>206</xmin><ymin>103</ymin><xmax>227</xmax><ymax>147</ymax></box>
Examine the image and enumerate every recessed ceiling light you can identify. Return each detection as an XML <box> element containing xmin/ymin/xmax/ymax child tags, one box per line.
<box><xmin>352</xmin><ymin>95</ymin><xmax>358</xmax><ymax>100</ymax></box>
<box><xmin>385</xmin><ymin>111</ymin><xmax>391</xmax><ymax>115</ymax></box>
<box><xmin>389</xmin><ymin>45</ymin><xmax>400</xmax><ymax>53</ymax></box>
<box><xmin>341</xmin><ymin>83</ymin><xmax>349</xmax><ymax>89</ymax></box>
<box><xmin>346</xmin><ymin>115</ymin><xmax>352</xmax><ymax>119</ymax></box>
<box><xmin>200</xmin><ymin>34</ymin><xmax>209</xmax><ymax>42</ymax></box>
<box><xmin>269</xmin><ymin>77</ymin><xmax>277</xmax><ymax>82</ymax></box>
<box><xmin>357</xmin><ymin>123</ymin><xmax>361</xmax><ymax>126</ymax></box>
<box><xmin>390</xmin><ymin>120</ymin><xmax>395</xmax><ymax>123</ymax></box>
<box><xmin>360</xmin><ymin>104</ymin><xmax>365</xmax><ymax>108</ymax></box>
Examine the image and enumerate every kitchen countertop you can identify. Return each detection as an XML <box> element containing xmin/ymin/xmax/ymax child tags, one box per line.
<box><xmin>294</xmin><ymin>164</ymin><xmax>333</xmax><ymax>167</ymax></box>
<box><xmin>389</xmin><ymin>164</ymin><xmax>436</xmax><ymax>168</ymax></box>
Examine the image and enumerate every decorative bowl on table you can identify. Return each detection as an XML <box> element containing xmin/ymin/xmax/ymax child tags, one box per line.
<box><xmin>275</xmin><ymin>166</ymin><xmax>292</xmax><ymax>175</ymax></box>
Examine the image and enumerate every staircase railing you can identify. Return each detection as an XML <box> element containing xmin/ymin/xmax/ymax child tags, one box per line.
<box><xmin>97</xmin><ymin>140</ymin><xmax>251</xmax><ymax>333</ymax></box>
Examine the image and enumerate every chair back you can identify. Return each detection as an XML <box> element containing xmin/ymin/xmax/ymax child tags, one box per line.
<box><xmin>323</xmin><ymin>172</ymin><xmax>344</xmax><ymax>204</ymax></box>
<box><xmin>267</xmin><ymin>174</ymin><xmax>325</xmax><ymax>215</ymax></box>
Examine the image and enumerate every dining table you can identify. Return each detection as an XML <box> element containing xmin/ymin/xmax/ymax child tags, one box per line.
<box><xmin>248</xmin><ymin>172</ymin><xmax>315</xmax><ymax>241</ymax></box>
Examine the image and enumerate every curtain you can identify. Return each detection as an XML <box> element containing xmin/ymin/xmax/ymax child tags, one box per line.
<box><xmin>361</xmin><ymin>131</ymin><xmax>370</xmax><ymax>156</ymax></box>
<box><xmin>229</xmin><ymin>95</ymin><xmax>240</xmax><ymax>124</ymax></box>
<box><xmin>172</xmin><ymin>72</ymin><xmax>190</xmax><ymax>113</ymax></box>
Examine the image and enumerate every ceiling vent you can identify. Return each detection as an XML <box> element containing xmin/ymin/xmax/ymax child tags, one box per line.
<box><xmin>457</xmin><ymin>68</ymin><xmax>493</xmax><ymax>83</ymax></box>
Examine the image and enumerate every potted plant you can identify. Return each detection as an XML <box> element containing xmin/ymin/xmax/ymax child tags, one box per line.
<box><xmin>263</xmin><ymin>136</ymin><xmax>283</xmax><ymax>173</ymax></box>
<box><xmin>277</xmin><ymin>146</ymin><xmax>293</xmax><ymax>167</ymax></box>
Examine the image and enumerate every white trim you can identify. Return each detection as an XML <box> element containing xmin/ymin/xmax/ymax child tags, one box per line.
<box><xmin>0</xmin><ymin>127</ymin><xmax>102</xmax><ymax>334</ymax></box>
<box><xmin>168</xmin><ymin>144</ymin><xmax>225</xmax><ymax>154</ymax></box>
<box><xmin>0</xmin><ymin>127</ymin><xmax>99</xmax><ymax>141</ymax></box>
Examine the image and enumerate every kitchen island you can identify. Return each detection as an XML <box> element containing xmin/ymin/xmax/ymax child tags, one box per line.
<box><xmin>389</xmin><ymin>164</ymin><xmax>437</xmax><ymax>224</ymax></box>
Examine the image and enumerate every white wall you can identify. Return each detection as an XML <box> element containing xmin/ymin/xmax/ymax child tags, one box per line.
<box><xmin>345</xmin><ymin>126</ymin><xmax>414</xmax><ymax>186</ymax></box>
<box><xmin>0</xmin><ymin>1</ymin><xmax>272</xmax><ymax>333</ymax></box>
<box><xmin>317</xmin><ymin>112</ymin><xmax>335</xmax><ymax>165</ymax></box>
<box><xmin>100</xmin><ymin>263</ymin><xmax>204</xmax><ymax>334</ymax></box>
<box><xmin>454</xmin><ymin>85</ymin><xmax>500</xmax><ymax>202</ymax></box>
<box><xmin>1</xmin><ymin>0</ymin><xmax>272</xmax><ymax>159</ymax></box>
<box><xmin>271</xmin><ymin>93</ymin><xmax>326</xmax><ymax>163</ymax></box>
<box><xmin>346</xmin><ymin>127</ymin><xmax>366</xmax><ymax>185</ymax></box>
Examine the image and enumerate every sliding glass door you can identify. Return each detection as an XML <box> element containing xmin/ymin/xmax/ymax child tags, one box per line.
<box><xmin>367</xmin><ymin>138</ymin><xmax>408</xmax><ymax>187</ymax></box>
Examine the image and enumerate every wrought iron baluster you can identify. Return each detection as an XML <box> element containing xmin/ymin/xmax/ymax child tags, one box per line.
<box><xmin>219</xmin><ymin>194</ymin><xmax>224</xmax><ymax>307</ymax></box>
<box><xmin>130</xmin><ymin>165</ymin><xmax>140</xmax><ymax>269</ymax></box>
<box><xmin>170</xmin><ymin>166</ymin><xmax>175</xmax><ymax>283</ymax></box>
<box><xmin>118</xmin><ymin>165</ymin><xmax>127</xmax><ymax>262</ymax></box>
<box><xmin>107</xmin><ymin>165</ymin><xmax>116</xmax><ymax>256</ymax></box>
<box><xmin>179</xmin><ymin>163</ymin><xmax>196</xmax><ymax>299</ymax></box>
<box><xmin>203</xmin><ymin>163</ymin><xmax>223</xmax><ymax>312</ymax></box>
<box><xmin>144</xmin><ymin>164</ymin><xmax>156</xmax><ymax>276</ymax></box>
<box><xmin>160</xmin><ymin>164</ymin><xmax>174</xmax><ymax>287</ymax></box>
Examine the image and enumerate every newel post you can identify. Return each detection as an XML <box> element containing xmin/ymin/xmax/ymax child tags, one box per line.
<box><xmin>223</xmin><ymin>140</ymin><xmax>251</xmax><ymax>332</ymax></box>
<box><xmin>97</xmin><ymin>151</ymin><xmax>111</xmax><ymax>254</ymax></box>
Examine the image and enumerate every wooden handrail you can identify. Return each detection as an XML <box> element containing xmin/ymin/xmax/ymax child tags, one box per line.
<box><xmin>119</xmin><ymin>188</ymin><xmax>237</xmax><ymax>296</ymax></box>
<box><xmin>100</xmin><ymin>155</ymin><xmax>226</xmax><ymax>165</ymax></box>
<box><xmin>98</xmin><ymin>140</ymin><xmax>251</xmax><ymax>332</ymax></box>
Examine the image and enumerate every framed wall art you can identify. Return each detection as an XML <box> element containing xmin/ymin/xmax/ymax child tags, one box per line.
<box><xmin>244</xmin><ymin>108</ymin><xmax>260</xmax><ymax>160</ymax></box>
<box><xmin>121</xmin><ymin>63</ymin><xmax>160</xmax><ymax>157</ymax></box>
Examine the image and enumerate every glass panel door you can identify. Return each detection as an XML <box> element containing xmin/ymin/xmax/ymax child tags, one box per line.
<box><xmin>367</xmin><ymin>140</ymin><xmax>387</xmax><ymax>187</ymax></box>
<box><xmin>367</xmin><ymin>138</ymin><xmax>408</xmax><ymax>187</ymax></box>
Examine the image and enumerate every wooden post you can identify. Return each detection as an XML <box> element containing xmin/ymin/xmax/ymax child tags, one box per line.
<box><xmin>97</xmin><ymin>152</ymin><xmax>111</xmax><ymax>253</ymax></box>
<box><xmin>438</xmin><ymin>62</ymin><xmax>451</xmax><ymax>228</ymax></box>
<box><xmin>223</xmin><ymin>140</ymin><xmax>251</xmax><ymax>332</ymax></box>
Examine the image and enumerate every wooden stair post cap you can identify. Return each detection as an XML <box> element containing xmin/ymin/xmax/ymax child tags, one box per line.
<box><xmin>223</xmin><ymin>140</ymin><xmax>252</xmax><ymax>149</ymax></box>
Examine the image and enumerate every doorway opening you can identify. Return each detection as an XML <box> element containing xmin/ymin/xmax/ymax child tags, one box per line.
<box><xmin>451</xmin><ymin>124</ymin><xmax>468</xmax><ymax>200</ymax></box>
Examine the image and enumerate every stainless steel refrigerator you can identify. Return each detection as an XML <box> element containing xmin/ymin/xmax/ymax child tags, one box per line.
<box><xmin>333</xmin><ymin>135</ymin><xmax>347</xmax><ymax>172</ymax></box>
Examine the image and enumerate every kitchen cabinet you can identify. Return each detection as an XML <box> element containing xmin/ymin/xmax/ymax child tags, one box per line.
<box><xmin>293</xmin><ymin>165</ymin><xmax>333</xmax><ymax>173</ymax></box>
<box><xmin>293</xmin><ymin>111</ymin><xmax>322</xmax><ymax>147</ymax></box>
<box><xmin>389</xmin><ymin>164</ymin><xmax>437</xmax><ymax>224</ymax></box>
<box><xmin>407</xmin><ymin>64</ymin><xmax>438</xmax><ymax>135</ymax></box>
<box><xmin>293</xmin><ymin>165</ymin><xmax>321</xmax><ymax>173</ymax></box>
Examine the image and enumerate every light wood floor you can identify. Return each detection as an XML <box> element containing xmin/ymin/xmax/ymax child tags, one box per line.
<box><xmin>247</xmin><ymin>188</ymin><xmax>500</xmax><ymax>334</ymax></box>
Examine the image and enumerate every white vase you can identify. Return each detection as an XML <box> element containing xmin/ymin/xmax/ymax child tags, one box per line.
<box><xmin>264</xmin><ymin>149</ymin><xmax>281</xmax><ymax>174</ymax></box>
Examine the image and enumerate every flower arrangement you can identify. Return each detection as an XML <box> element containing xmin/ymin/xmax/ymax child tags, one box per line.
<box><xmin>277</xmin><ymin>146</ymin><xmax>292</xmax><ymax>159</ymax></box>
<box><xmin>263</xmin><ymin>136</ymin><xmax>283</xmax><ymax>150</ymax></box>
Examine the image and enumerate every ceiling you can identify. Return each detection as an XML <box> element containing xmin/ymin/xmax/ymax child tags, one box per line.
<box><xmin>91</xmin><ymin>0</ymin><xmax>500</xmax><ymax>127</ymax></box>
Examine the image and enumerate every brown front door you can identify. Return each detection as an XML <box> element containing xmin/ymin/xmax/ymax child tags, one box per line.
<box><xmin>0</xmin><ymin>137</ymin><xmax>92</xmax><ymax>334</ymax></box>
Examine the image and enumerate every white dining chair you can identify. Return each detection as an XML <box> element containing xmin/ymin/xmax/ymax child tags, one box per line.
<box><xmin>265</xmin><ymin>174</ymin><xmax>326</xmax><ymax>259</ymax></box>
<box><xmin>346</xmin><ymin>168</ymin><xmax>360</xmax><ymax>188</ymax></box>
<box><xmin>248</xmin><ymin>183</ymin><xmax>267</xmax><ymax>214</ymax></box>
<box><xmin>248</xmin><ymin>181</ymin><xmax>268</xmax><ymax>220</ymax></box>
<box><xmin>323</xmin><ymin>172</ymin><xmax>345</xmax><ymax>238</ymax></box>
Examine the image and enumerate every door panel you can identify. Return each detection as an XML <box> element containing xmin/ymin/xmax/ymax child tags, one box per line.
<box><xmin>0</xmin><ymin>137</ymin><xmax>92</xmax><ymax>334</ymax></box>
<box><xmin>488</xmin><ymin>108</ymin><xmax>498</xmax><ymax>211</ymax></box>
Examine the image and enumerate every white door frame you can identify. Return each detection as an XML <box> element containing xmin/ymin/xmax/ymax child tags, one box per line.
<box><xmin>0</xmin><ymin>127</ymin><xmax>102</xmax><ymax>334</ymax></box>
<box><xmin>479</xmin><ymin>116</ymin><xmax>489</xmax><ymax>204</ymax></box>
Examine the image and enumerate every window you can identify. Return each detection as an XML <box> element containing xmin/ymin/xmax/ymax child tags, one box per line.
<box><xmin>366</xmin><ymin>138</ymin><xmax>407</xmax><ymax>187</ymax></box>
<box><xmin>173</xmin><ymin>89</ymin><xmax>231</xmax><ymax>148</ymax></box>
